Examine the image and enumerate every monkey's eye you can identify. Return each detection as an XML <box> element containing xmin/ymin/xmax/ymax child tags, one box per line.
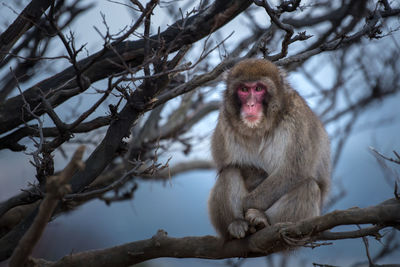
<box><xmin>255</xmin><ymin>86</ymin><xmax>263</xmax><ymax>92</ymax></box>
<box><xmin>239</xmin><ymin>87</ymin><xmax>249</xmax><ymax>92</ymax></box>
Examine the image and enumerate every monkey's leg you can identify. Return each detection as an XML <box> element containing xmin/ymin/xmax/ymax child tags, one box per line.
<box><xmin>208</xmin><ymin>167</ymin><xmax>249</xmax><ymax>239</ymax></box>
<box><xmin>265</xmin><ymin>179</ymin><xmax>321</xmax><ymax>225</ymax></box>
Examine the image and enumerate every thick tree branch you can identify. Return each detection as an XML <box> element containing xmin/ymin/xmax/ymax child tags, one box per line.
<box><xmin>0</xmin><ymin>116</ymin><xmax>111</xmax><ymax>152</ymax></box>
<box><xmin>27</xmin><ymin>199</ymin><xmax>400</xmax><ymax>267</ymax></box>
<box><xmin>0</xmin><ymin>0</ymin><xmax>55</xmax><ymax>64</ymax></box>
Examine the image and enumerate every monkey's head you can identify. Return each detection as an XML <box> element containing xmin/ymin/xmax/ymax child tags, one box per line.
<box><xmin>223</xmin><ymin>59</ymin><xmax>286</xmax><ymax>133</ymax></box>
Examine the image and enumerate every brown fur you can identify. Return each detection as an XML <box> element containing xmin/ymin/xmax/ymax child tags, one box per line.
<box><xmin>208</xmin><ymin>59</ymin><xmax>331</xmax><ymax>241</ymax></box>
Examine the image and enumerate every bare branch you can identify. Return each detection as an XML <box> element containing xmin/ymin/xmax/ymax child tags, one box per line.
<box><xmin>28</xmin><ymin>199</ymin><xmax>400</xmax><ymax>267</ymax></box>
<box><xmin>148</xmin><ymin>160</ymin><xmax>214</xmax><ymax>179</ymax></box>
<box><xmin>254</xmin><ymin>0</ymin><xmax>295</xmax><ymax>60</ymax></box>
<box><xmin>370</xmin><ymin>147</ymin><xmax>400</xmax><ymax>165</ymax></box>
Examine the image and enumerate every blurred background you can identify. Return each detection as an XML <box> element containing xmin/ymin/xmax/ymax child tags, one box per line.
<box><xmin>0</xmin><ymin>0</ymin><xmax>400</xmax><ymax>266</ymax></box>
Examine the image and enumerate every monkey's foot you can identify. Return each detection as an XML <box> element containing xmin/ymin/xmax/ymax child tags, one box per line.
<box><xmin>245</xmin><ymin>208</ymin><xmax>270</xmax><ymax>228</ymax></box>
<box><xmin>228</xmin><ymin>219</ymin><xmax>249</xmax><ymax>239</ymax></box>
<box><xmin>274</xmin><ymin>222</ymin><xmax>308</xmax><ymax>246</ymax></box>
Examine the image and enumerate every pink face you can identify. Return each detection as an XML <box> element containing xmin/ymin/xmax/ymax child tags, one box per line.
<box><xmin>237</xmin><ymin>82</ymin><xmax>267</xmax><ymax>126</ymax></box>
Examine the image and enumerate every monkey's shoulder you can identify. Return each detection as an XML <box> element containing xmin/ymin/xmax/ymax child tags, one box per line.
<box><xmin>280</xmin><ymin>89</ymin><xmax>326</xmax><ymax>138</ymax></box>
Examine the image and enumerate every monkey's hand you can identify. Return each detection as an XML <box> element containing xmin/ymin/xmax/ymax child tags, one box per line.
<box><xmin>245</xmin><ymin>208</ymin><xmax>270</xmax><ymax>229</ymax></box>
<box><xmin>227</xmin><ymin>219</ymin><xmax>249</xmax><ymax>239</ymax></box>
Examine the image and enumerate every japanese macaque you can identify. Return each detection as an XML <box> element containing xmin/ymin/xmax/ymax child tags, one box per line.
<box><xmin>208</xmin><ymin>59</ymin><xmax>331</xmax><ymax>240</ymax></box>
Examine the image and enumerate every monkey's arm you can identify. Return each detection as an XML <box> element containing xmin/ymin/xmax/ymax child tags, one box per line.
<box><xmin>208</xmin><ymin>167</ymin><xmax>250</xmax><ymax>239</ymax></box>
<box><xmin>243</xmin><ymin>171</ymin><xmax>314</xmax><ymax>211</ymax></box>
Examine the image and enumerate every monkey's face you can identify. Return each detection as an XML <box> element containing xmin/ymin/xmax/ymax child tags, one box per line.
<box><xmin>223</xmin><ymin>59</ymin><xmax>284</xmax><ymax>133</ymax></box>
<box><xmin>224</xmin><ymin>77</ymin><xmax>277</xmax><ymax>131</ymax></box>
<box><xmin>236</xmin><ymin>82</ymin><xmax>267</xmax><ymax>128</ymax></box>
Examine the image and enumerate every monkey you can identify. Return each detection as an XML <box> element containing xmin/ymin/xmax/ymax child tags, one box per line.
<box><xmin>208</xmin><ymin>58</ymin><xmax>331</xmax><ymax>240</ymax></box>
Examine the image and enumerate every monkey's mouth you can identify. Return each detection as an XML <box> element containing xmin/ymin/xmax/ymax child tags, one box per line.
<box><xmin>241</xmin><ymin>114</ymin><xmax>262</xmax><ymax>128</ymax></box>
<box><xmin>244</xmin><ymin>115</ymin><xmax>260</xmax><ymax>122</ymax></box>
